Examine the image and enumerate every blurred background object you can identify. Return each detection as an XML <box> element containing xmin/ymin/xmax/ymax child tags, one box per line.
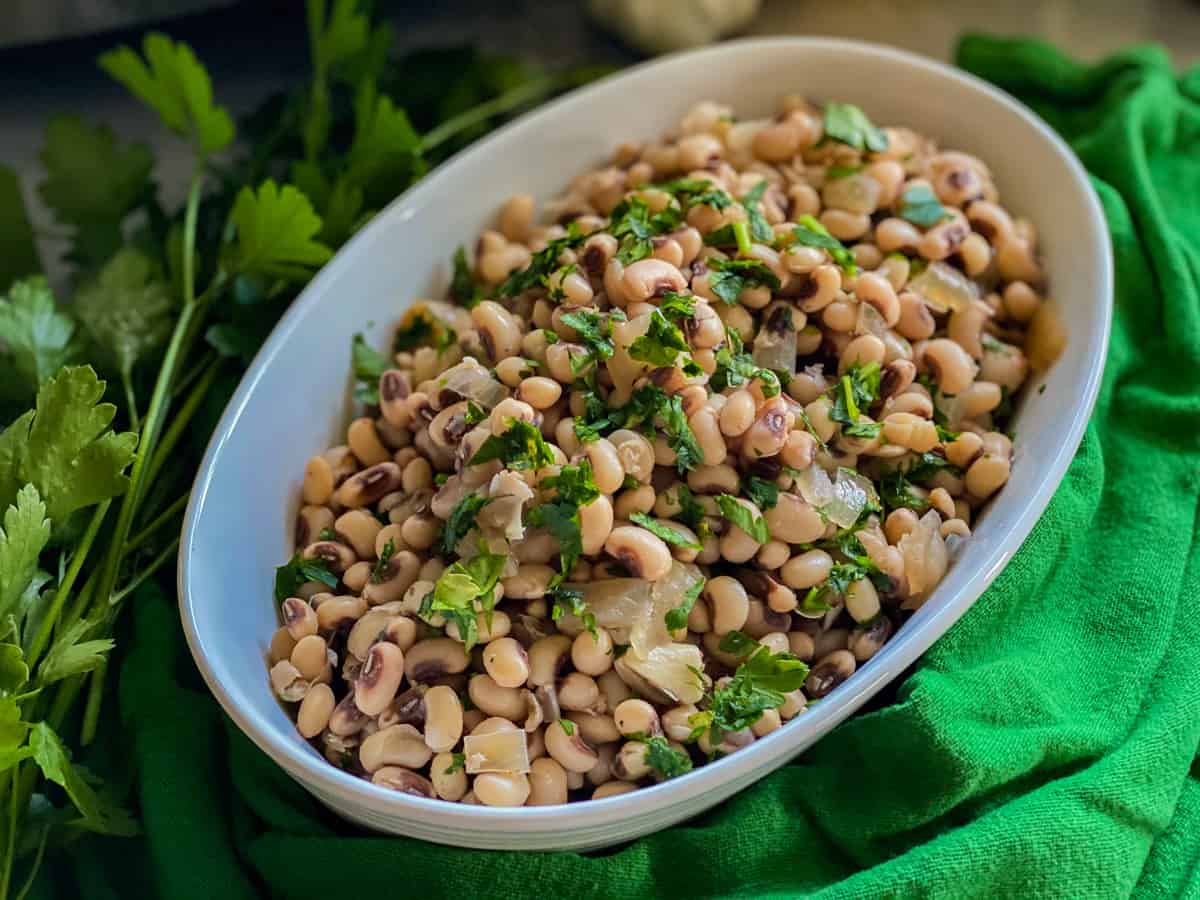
<box><xmin>589</xmin><ymin>0</ymin><xmax>762</xmax><ymax>54</ymax></box>
<box><xmin>4</xmin><ymin>0</ymin><xmax>236</xmax><ymax>47</ymax></box>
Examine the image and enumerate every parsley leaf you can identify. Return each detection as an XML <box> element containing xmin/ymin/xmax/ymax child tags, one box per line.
<box><xmin>664</xmin><ymin>574</ymin><xmax>705</xmax><ymax>632</ymax></box>
<box><xmin>707</xmin><ymin>258</ymin><xmax>781</xmax><ymax>305</ymax></box>
<box><xmin>905</xmin><ymin>451</ymin><xmax>961</xmax><ymax>482</ymax></box>
<box><xmin>470</xmin><ymin>419</ymin><xmax>555</xmax><ymax>470</ymax></box>
<box><xmin>672</xmin><ymin>485</ymin><xmax>712</xmax><ymax>540</ymax></box>
<box><xmin>37</xmin><ymin>116</ymin><xmax>153</xmax><ymax>267</ymax></box>
<box><xmin>426</xmin><ymin>543</ymin><xmax>507</xmax><ymax>649</ymax></box>
<box><xmin>652</xmin><ymin>178</ymin><xmax>734</xmax><ymax>211</ymax></box>
<box><xmin>36</xmin><ymin>618</ymin><xmax>115</xmax><ymax>686</ymax></box>
<box><xmin>822</xmin><ymin>102</ymin><xmax>888</xmax><ymax>153</ymax></box>
<box><xmin>30</xmin><ymin>721</ymin><xmax>138</xmax><ymax>836</ymax></box>
<box><xmin>558</xmin><ymin>718</ymin><xmax>575</xmax><ymax>736</ymax></box>
<box><xmin>704</xmin><ymin>221</ymin><xmax>753</xmax><ymax>256</ymax></box>
<box><xmin>741</xmin><ymin>475</ymin><xmax>779</xmax><ymax>511</ymax></box>
<box><xmin>74</xmin><ymin>249</ymin><xmax>173</xmax><ymax>381</ymax></box>
<box><xmin>0</xmin><ymin>367</ymin><xmax>137</xmax><ymax>529</ymax></box>
<box><xmin>694</xmin><ymin>638</ymin><xmax>809</xmax><ymax>741</ymax></box>
<box><xmin>801</xmin><ymin>558</ymin><xmax>888</xmax><ymax>615</ymax></box>
<box><xmin>658</xmin><ymin>291</ymin><xmax>696</xmax><ymax>322</ymax></box>
<box><xmin>709</xmin><ymin>327</ymin><xmax>780</xmax><ymax>397</ymax></box>
<box><xmin>450</xmin><ymin>246</ymin><xmax>484</xmax><ymax>308</ymax></box>
<box><xmin>741</xmin><ymin>180</ymin><xmax>774</xmax><ymax>243</ymax></box>
<box><xmin>498</xmin><ymin>223</ymin><xmax>587</xmax><ymax>297</ymax></box>
<box><xmin>629</xmin><ymin>512</ymin><xmax>701</xmax><ymax>550</ymax></box>
<box><xmin>898</xmin><ymin>184</ymin><xmax>951</xmax><ymax>228</ymax></box>
<box><xmin>550</xmin><ymin>586</ymin><xmax>597</xmax><ymax>640</ymax></box>
<box><xmin>609</xmin><ymin>197</ymin><xmax>681</xmax><ymax>265</ymax></box>
<box><xmin>444</xmin><ymin>752</ymin><xmax>466</xmax><ymax>775</ymax></box>
<box><xmin>628</xmin><ymin>309</ymin><xmax>691</xmax><ymax>369</ymax></box>
<box><xmin>715</xmin><ymin>495</ymin><xmax>769</xmax><ymax>544</ymax></box>
<box><xmin>640</xmin><ymin>735</ymin><xmax>693</xmax><ymax>780</ymax></box>
<box><xmin>99</xmin><ymin>32</ymin><xmax>235</xmax><ymax>155</ymax></box>
<box><xmin>225</xmin><ymin>180</ymin><xmax>333</xmax><ymax>281</ymax></box>
<box><xmin>560</xmin><ymin>308</ymin><xmax>619</xmax><ymax>372</ymax></box>
<box><xmin>371</xmin><ymin>538</ymin><xmax>396</xmax><ymax>583</ymax></box>
<box><xmin>442</xmin><ymin>494</ymin><xmax>492</xmax><ymax>555</ymax></box>
<box><xmin>0</xmin><ymin>486</ymin><xmax>51</xmax><ymax>624</ymax></box>
<box><xmin>351</xmin><ymin>333</ymin><xmax>390</xmax><ymax>405</ymax></box>
<box><xmin>0</xmin><ymin>278</ymin><xmax>80</xmax><ymax>395</ymax></box>
<box><xmin>531</xmin><ymin>461</ymin><xmax>601</xmax><ymax>588</ymax></box>
<box><xmin>785</xmin><ymin>215</ymin><xmax>857</xmax><ymax>275</ymax></box>
<box><xmin>829</xmin><ymin>362</ymin><xmax>881</xmax><ymax>430</ymax></box>
<box><xmin>274</xmin><ymin>553</ymin><xmax>337</xmax><ymax>602</ymax></box>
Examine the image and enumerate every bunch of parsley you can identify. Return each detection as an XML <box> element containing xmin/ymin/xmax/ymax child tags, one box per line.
<box><xmin>0</xmin><ymin>2</ymin><xmax>598</xmax><ymax>892</ymax></box>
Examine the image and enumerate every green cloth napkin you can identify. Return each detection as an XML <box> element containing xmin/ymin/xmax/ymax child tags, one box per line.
<box><xmin>48</xmin><ymin>35</ymin><xmax>1200</xmax><ymax>900</ymax></box>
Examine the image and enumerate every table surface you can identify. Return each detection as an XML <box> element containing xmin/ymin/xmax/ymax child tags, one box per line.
<box><xmin>3</xmin><ymin>0</ymin><xmax>1198</xmax><ymax>282</ymax></box>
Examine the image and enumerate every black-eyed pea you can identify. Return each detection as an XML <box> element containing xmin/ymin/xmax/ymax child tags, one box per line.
<box><xmin>803</xmin><ymin>397</ymin><xmax>838</xmax><ymax>443</ymax></box>
<box><xmin>568</xmin><ymin>711</ymin><xmax>622</xmax><ymax>746</ymax></box>
<box><xmin>301</xmin><ymin>539</ymin><xmax>356</xmax><ymax>575</ymax></box>
<box><xmin>839</xmin><ymin>334</ymin><xmax>886</xmax><ymax>374</ymax></box>
<box><xmin>887</xmin><ymin>390</ymin><xmax>934</xmax><ymax>420</ymax></box>
<box><xmin>686</xmin><ymin>463</ymin><xmax>739</xmax><ymax>496</ymax></box>
<box><xmin>849</xmin><ymin>616</ymin><xmax>894</xmax><ymax>662</ymax></box>
<box><xmin>781</xmin><ymin>549</ymin><xmax>833</xmax><ymax>590</ymax></box>
<box><xmin>571</xmin><ymin>628</ymin><xmax>614</xmax><ymax>677</ymax></box>
<box><xmin>354</xmin><ymin>642</ymin><xmax>405</xmax><ymax>716</ymax></box>
<box><xmin>399</xmin><ymin>514</ymin><xmax>439</xmax><ymax>552</ymax></box>
<box><xmin>296</xmin><ymin>683</ymin><xmax>335</xmax><ymax>738</ymax></box>
<box><xmin>347</xmin><ymin>417</ymin><xmax>390</xmax><ymax>467</ymax></box>
<box><xmin>593</xmin><ymin>781</ymin><xmax>638</xmax><ymax>800</ymax></box>
<box><xmin>498</xmin><ymin>193</ymin><xmax>535</xmax><ymax>242</ymax></box>
<box><xmin>543</xmin><ymin>341</ymin><xmax>582</xmax><ymax>384</ymax></box>
<box><xmin>404</xmin><ymin>638</ymin><xmax>470</xmax><ymax>684</ymax></box>
<box><xmin>927</xmin><ymin>487</ymin><xmax>956</xmax><ymax>520</ymax></box>
<box><xmin>362</xmin><ymin>550</ymin><xmax>422</xmax><ymax>605</ymax></box>
<box><xmin>431</xmin><ymin>751</ymin><xmax>469</xmax><ymax>801</ymax></box>
<box><xmin>613</xmin><ymin>699</ymin><xmax>661</xmax><ymax>738</ymax></box>
<box><xmin>941</xmin><ymin>518</ymin><xmax>971</xmax><ymax>539</ymax></box>
<box><xmin>687</xmin><ymin>594</ymin><xmax>712</xmax><ymax>633</ymax></box>
<box><xmin>821</xmin><ymin>299</ymin><xmax>857</xmax><ymax>333</ymax></box>
<box><xmin>270</xmin><ymin>660</ymin><xmax>307</xmax><ymax>702</ymax></box>
<box><xmin>585</xmin><ymin>741</ymin><xmax>616</xmax><ymax>787</ymax></box>
<box><xmin>719</xmin><ymin>389</ymin><xmax>756</xmax><ymax>438</ymax></box>
<box><xmin>281</xmin><ymin>597</ymin><xmax>318</xmax><ymax>641</ymax></box>
<box><xmin>472</xmin><ymin>301</ymin><xmax>523</xmax><ymax>363</ymax></box>
<box><xmin>334</xmin><ymin>461</ymin><xmax>402</xmax><ymax>508</ymax></box>
<box><xmin>995</xmin><ymin>235</ymin><xmax>1044</xmax><ymax>285</ymax></box>
<box><xmin>965</xmin><ymin>454</ymin><xmax>1010</xmax><ymax>499</ymax></box>
<box><xmin>788</xmin><ymin>182</ymin><xmax>820</xmax><ymax>218</ymax></box>
<box><xmin>527</xmin><ymin>721</ymin><xmax>547</xmax><ymax>757</ymax></box>
<box><xmin>896</xmin><ymin>292</ymin><xmax>936</xmax><ymax>342</ymax></box>
<box><xmin>874</xmin><ymin>217</ymin><xmax>922</xmax><ymax>255</ymax></box>
<box><xmin>813</xmin><ymin>627</ymin><xmax>850</xmax><ymax>659</ymax></box>
<box><xmin>294</xmin><ymin>505</ymin><xmax>334</xmax><ymax>549</ymax></box>
<box><xmin>316</xmin><ymin>595</ymin><xmax>367</xmax><ymax>632</ymax></box>
<box><xmin>884</xmin><ymin>508</ymin><xmax>920</xmax><ymax>545</ymax></box>
<box><xmin>742</xmin><ymin>398</ymin><xmax>792</xmax><ymax>459</ymax></box>
<box><xmin>622</xmin><ymin>258</ymin><xmax>687</xmax><ymax>302</ymax></box>
<box><xmin>607</xmin><ymin>429</ymin><xmax>655</xmax><ymax>483</ymax></box>
<box><xmin>527</xmin><ymin>756</ymin><xmax>568</xmax><ymax>806</ymax></box>
<box><xmin>882</xmin><ymin>412</ymin><xmax>939</xmax><ymax>453</ymax></box>
<box><xmin>604</xmin><ymin>526</ymin><xmax>672</xmax><ymax>581</ymax></box>
<box><xmin>922</xmin><ymin>338</ymin><xmax>978</xmax><ymax>395</ymax></box>
<box><xmin>558</xmin><ymin>673</ymin><xmax>601</xmax><ymax>713</ymax></box>
<box><xmin>613</xmin><ymin>485</ymin><xmax>656</xmax><ymax>520</ymax></box>
<box><xmin>328</xmin><ymin>692</ymin><xmax>370</xmax><ymax>737</ymax></box>
<box><xmin>845</xmin><ymin>579</ymin><xmax>881</xmax><ymax>624</ymax></box>
<box><xmin>468</xmin><ymin>674</ymin><xmax>526</xmax><ymax>720</ymax></box>
<box><xmin>661</xmin><ymin>704</ymin><xmax>699</xmax><ymax>742</ymax></box>
<box><xmin>820</xmin><ymin>209</ymin><xmax>870</xmax><ymax>242</ymax></box>
<box><xmin>685</xmin><ymin>406</ymin><xmax>724</xmax><ymax>466</ymax></box>
<box><xmin>854</xmin><ymin>271</ymin><xmax>901</xmax><ymax>326</ymax></box>
<box><xmin>806</xmin><ymin>649</ymin><xmax>857</xmax><ymax>698</ymax></box>
<box><xmin>527</xmin><ymin>635</ymin><xmax>572</xmax><ymax>688</ymax></box>
<box><xmin>765</xmin><ymin>494</ymin><xmax>825</xmax><ymax>544</ymax></box>
<box><xmin>360</xmin><ymin>724</ymin><xmax>432</xmax><ymax>773</ymax></box>
<box><xmin>423</xmin><ymin>684</ymin><xmax>464</xmax><ymax>753</ymax></box>
<box><xmin>545</xmin><ymin>719</ymin><xmax>600</xmax><ymax>773</ymax></box>
<box><xmin>787</xmin><ymin>631</ymin><xmax>815</xmax><ymax>661</ymax></box>
<box><xmin>611</xmin><ymin>741</ymin><xmax>653</xmax><ymax>781</ymax></box>
<box><xmin>502</xmin><ymin>564</ymin><xmax>554</xmax><ymax>602</ymax></box>
<box><xmin>598</xmin><ymin>669</ymin><xmax>633</xmax><ymax>711</ymax></box>
<box><xmin>471</xmin><ymin>715</ymin><xmax>520</xmax><ymax>737</ymax></box>
<box><xmin>751</xmin><ymin>708</ymin><xmax>782</xmax><ymax>738</ymax></box>
<box><xmin>704</xmin><ymin>575</ymin><xmax>749</xmax><ymax>636</ymax></box>
<box><xmin>957</xmin><ymin>232</ymin><xmax>992</xmax><ymax>277</ymax></box>
<box><xmin>302</xmin><ymin>455</ymin><xmax>335</xmax><ymax>505</ymax></box>
<box><xmin>324</xmin><ymin>445</ymin><xmax>359</xmax><ymax>484</ymax></box>
<box><xmin>583</xmin><ymin>438</ymin><xmax>624</xmax><ymax>494</ymax></box>
<box><xmin>779</xmin><ymin>689</ymin><xmax>807</xmax><ymax>720</ymax></box>
<box><xmin>483</xmin><ymin>638</ymin><xmax>531</xmax><ymax>689</ymax></box>
<box><xmin>372</xmin><ymin>766</ymin><xmax>436</xmax><ymax>798</ymax></box>
<box><xmin>955</xmin><ymin>499</ymin><xmax>973</xmax><ymax>523</ymax></box>
<box><xmin>515</xmin><ymin>376</ymin><xmax>562</xmax><ymax>411</ymax></box>
<box><xmin>269</xmin><ymin>626</ymin><xmax>297</xmax><ymax>665</ymax></box>
<box><xmin>822</xmin><ymin>172</ymin><xmax>882</xmax><ymax>215</ymax></box>
<box><xmin>334</xmin><ymin>509</ymin><xmax>382</xmax><ymax>560</ymax></box>
<box><xmin>917</xmin><ymin>216</ymin><xmax>969</xmax><ymax>261</ymax></box>
<box><xmin>981</xmin><ymin>431</ymin><xmax>1013</xmax><ymax>459</ymax></box>
<box><xmin>378</xmin><ymin>369</ymin><xmax>413</xmax><ymax>428</ymax></box>
<box><xmin>780</xmin><ymin>430</ymin><xmax>817</xmax><ymax>471</ymax></box>
<box><xmin>965</xmin><ymin>199</ymin><xmax>1015</xmax><ymax>245</ymax></box>
<box><xmin>1003</xmin><ymin>281</ymin><xmax>1041</xmax><ymax>323</ymax></box>
<box><xmin>290</xmin><ymin>634</ymin><xmax>328</xmax><ymax>681</ymax></box>
<box><xmin>341</xmin><ymin>561</ymin><xmax>371</xmax><ymax>594</ymax></box>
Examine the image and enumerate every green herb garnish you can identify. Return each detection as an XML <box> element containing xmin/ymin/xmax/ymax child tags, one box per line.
<box><xmin>706</xmin><ymin>258</ymin><xmax>781</xmax><ymax>305</ymax></box>
<box><xmin>274</xmin><ymin>552</ymin><xmax>337</xmax><ymax>602</ymax></box>
<box><xmin>715</xmin><ymin>494</ymin><xmax>769</xmax><ymax>543</ymax></box>
<box><xmin>469</xmin><ymin>419</ymin><xmax>555</xmax><ymax>470</ymax></box>
<box><xmin>823</xmin><ymin>102</ymin><xmax>889</xmax><ymax>152</ymax></box>
<box><xmin>898</xmin><ymin>184</ymin><xmax>951</xmax><ymax>228</ymax></box>
<box><xmin>784</xmin><ymin>215</ymin><xmax>857</xmax><ymax>275</ymax></box>
<box><xmin>441</xmin><ymin>494</ymin><xmax>492</xmax><ymax>555</ymax></box>
<box><xmin>629</xmin><ymin>512</ymin><xmax>702</xmax><ymax>550</ymax></box>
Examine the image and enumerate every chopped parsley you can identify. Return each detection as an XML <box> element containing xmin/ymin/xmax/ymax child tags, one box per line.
<box><xmin>629</xmin><ymin>512</ymin><xmax>702</xmax><ymax>550</ymax></box>
<box><xmin>829</xmin><ymin>362</ymin><xmax>881</xmax><ymax>434</ymax></box>
<box><xmin>560</xmin><ymin>307</ymin><xmax>623</xmax><ymax>373</ymax></box>
<box><xmin>664</xmin><ymin>574</ymin><xmax>705</xmax><ymax>632</ymax></box>
<box><xmin>558</xmin><ymin>719</ymin><xmax>575</xmax><ymax>736</ymax></box>
<box><xmin>652</xmin><ymin>178</ymin><xmax>734</xmax><ymax>211</ymax></box>
<box><xmin>498</xmin><ymin>222</ymin><xmax>588</xmax><ymax>297</ymax></box>
<box><xmin>628</xmin><ymin>308</ymin><xmax>695</xmax><ymax>371</ymax></box>
<box><xmin>801</xmin><ymin>557</ymin><xmax>890</xmax><ymax>616</ymax></box>
<box><xmin>444</xmin><ymin>752</ymin><xmax>467</xmax><ymax>775</ymax></box>
<box><xmin>741</xmin><ymin>475</ymin><xmax>780</xmax><ymax>511</ymax></box>
<box><xmin>575</xmin><ymin>382</ymin><xmax>703</xmax><ymax>473</ymax></box>
<box><xmin>449</xmin><ymin>245</ymin><xmax>483</xmax><ymax>308</ymax></box>
<box><xmin>608</xmin><ymin>196</ymin><xmax>682</xmax><ymax>264</ymax></box>
<box><xmin>464</xmin><ymin>400</ymin><xmax>487</xmax><ymax>425</ymax></box>
<box><xmin>741</xmin><ymin>179</ymin><xmax>774</xmax><ymax>243</ymax></box>
<box><xmin>709</xmin><ymin>327</ymin><xmax>780</xmax><ymax>397</ymax></box>
<box><xmin>782</xmin><ymin>215</ymin><xmax>857</xmax><ymax>275</ymax></box>
<box><xmin>549</xmin><ymin>586</ymin><xmax>597</xmax><ymax>640</ymax></box>
<box><xmin>672</xmin><ymin>484</ymin><xmax>712</xmax><ymax>540</ymax></box>
<box><xmin>707</xmin><ymin>258</ymin><xmax>781</xmax><ymax>305</ymax></box>
<box><xmin>898</xmin><ymin>184</ymin><xmax>951</xmax><ymax>228</ymax></box>
<box><xmin>274</xmin><ymin>553</ymin><xmax>337</xmax><ymax>602</ymax></box>
<box><xmin>639</xmin><ymin>735</ymin><xmax>693</xmax><ymax>780</ymax></box>
<box><xmin>350</xmin><ymin>333</ymin><xmax>390</xmax><ymax>405</ymax></box>
<box><xmin>715</xmin><ymin>494</ymin><xmax>770</xmax><ymax>543</ymax></box>
<box><xmin>826</xmin><ymin>163</ymin><xmax>864</xmax><ymax>179</ymax></box>
<box><xmin>393</xmin><ymin>307</ymin><xmax>457</xmax><ymax>354</ymax></box>
<box><xmin>441</xmin><ymin>494</ymin><xmax>493</xmax><ymax>555</ymax></box>
<box><xmin>822</xmin><ymin>101</ymin><xmax>889</xmax><ymax>153</ymax></box>
<box><xmin>370</xmin><ymin>538</ymin><xmax>395</xmax><ymax>583</ymax></box>
<box><xmin>531</xmin><ymin>461</ymin><xmax>602</xmax><ymax>593</ymax></box>
<box><xmin>423</xmin><ymin>543</ymin><xmax>507</xmax><ymax>649</ymax></box>
<box><xmin>690</xmin><ymin>639</ymin><xmax>809</xmax><ymax>741</ymax></box>
<box><xmin>469</xmin><ymin>419</ymin><xmax>555</xmax><ymax>470</ymax></box>
<box><xmin>703</xmin><ymin>219</ymin><xmax>753</xmax><ymax>256</ymax></box>
<box><xmin>658</xmin><ymin>291</ymin><xmax>696</xmax><ymax>322</ymax></box>
<box><xmin>317</xmin><ymin>527</ymin><xmax>336</xmax><ymax>541</ymax></box>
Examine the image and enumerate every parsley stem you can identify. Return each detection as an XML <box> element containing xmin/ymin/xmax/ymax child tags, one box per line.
<box><xmin>12</xmin><ymin>825</ymin><xmax>48</xmax><ymax>900</ymax></box>
<box><xmin>418</xmin><ymin>77</ymin><xmax>557</xmax><ymax>155</ymax></box>
<box><xmin>121</xmin><ymin>366</ymin><xmax>140</xmax><ymax>431</ymax></box>
<box><xmin>142</xmin><ymin>357</ymin><xmax>221</xmax><ymax>491</ymax></box>
<box><xmin>110</xmin><ymin>536</ymin><xmax>180</xmax><ymax>608</ymax></box>
<box><xmin>125</xmin><ymin>492</ymin><xmax>189</xmax><ymax>554</ymax></box>
<box><xmin>2</xmin><ymin>766</ymin><xmax>17</xmax><ymax>900</ymax></box>
<box><xmin>25</xmin><ymin>499</ymin><xmax>111</xmax><ymax>670</ymax></box>
<box><xmin>79</xmin><ymin>661</ymin><xmax>107</xmax><ymax>748</ymax></box>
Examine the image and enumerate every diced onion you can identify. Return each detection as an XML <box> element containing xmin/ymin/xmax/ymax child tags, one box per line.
<box><xmin>796</xmin><ymin>463</ymin><xmax>835</xmax><ymax>509</ymax></box>
<box><xmin>855</xmin><ymin>301</ymin><xmax>889</xmax><ymax>341</ymax></box>
<box><xmin>899</xmin><ymin>509</ymin><xmax>948</xmax><ymax>608</ymax></box>
<box><xmin>824</xmin><ymin>468</ymin><xmax>869</xmax><ymax>529</ymax></box>
<box><xmin>440</xmin><ymin>359</ymin><xmax>509</xmax><ymax>410</ymax></box>
<box><xmin>908</xmin><ymin>261</ymin><xmax>978</xmax><ymax>314</ymax></box>
<box><xmin>630</xmin><ymin>561</ymin><xmax>703</xmax><ymax>657</ymax></box>
<box><xmin>555</xmin><ymin>578</ymin><xmax>653</xmax><ymax>642</ymax></box>
<box><xmin>463</xmin><ymin>729</ymin><xmax>530</xmax><ymax>774</ymax></box>
<box><xmin>752</xmin><ymin>311</ymin><xmax>798</xmax><ymax>376</ymax></box>
<box><xmin>618</xmin><ymin>642</ymin><xmax>707</xmax><ymax>704</ymax></box>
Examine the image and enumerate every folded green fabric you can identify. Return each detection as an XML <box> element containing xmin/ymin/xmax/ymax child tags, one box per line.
<box><xmin>50</xmin><ymin>35</ymin><xmax>1200</xmax><ymax>900</ymax></box>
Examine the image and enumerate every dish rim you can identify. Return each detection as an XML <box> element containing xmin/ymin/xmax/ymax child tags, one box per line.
<box><xmin>179</xmin><ymin>34</ymin><xmax>1113</xmax><ymax>832</ymax></box>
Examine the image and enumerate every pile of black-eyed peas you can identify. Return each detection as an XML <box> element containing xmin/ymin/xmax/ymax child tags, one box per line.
<box><xmin>267</xmin><ymin>94</ymin><xmax>1062</xmax><ymax>807</ymax></box>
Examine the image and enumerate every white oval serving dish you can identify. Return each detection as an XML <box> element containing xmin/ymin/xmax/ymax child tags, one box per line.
<box><xmin>179</xmin><ymin>36</ymin><xmax>1111</xmax><ymax>851</ymax></box>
